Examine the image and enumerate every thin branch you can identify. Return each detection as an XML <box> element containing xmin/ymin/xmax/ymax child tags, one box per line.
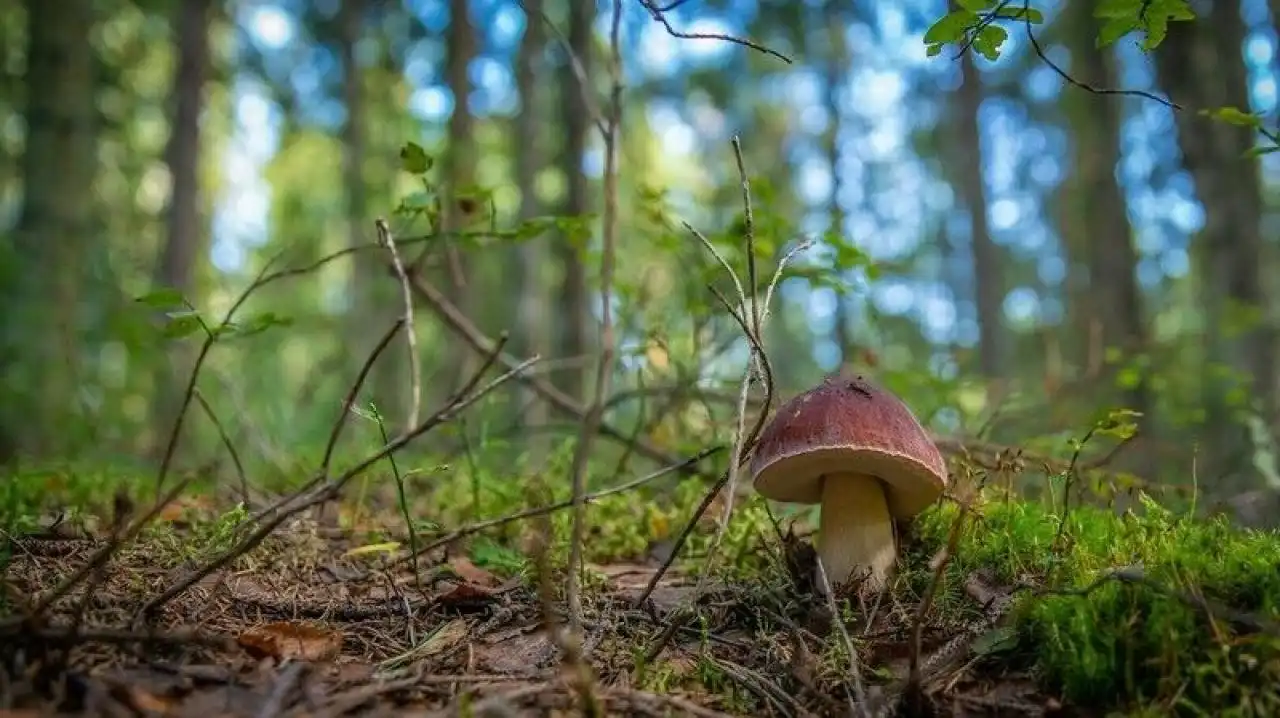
<box><xmin>133</xmin><ymin>339</ymin><xmax>531</xmax><ymax>621</ymax></box>
<box><xmin>1016</xmin><ymin>0</ymin><xmax>1178</xmax><ymax>109</ymax></box>
<box><xmin>7</xmin><ymin>474</ymin><xmax>195</xmax><ymax>624</ymax></box>
<box><xmin>637</xmin><ymin>0</ymin><xmax>793</xmax><ymax>64</ymax></box>
<box><xmin>814</xmin><ymin>556</ymin><xmax>871</xmax><ymax>718</ymax></box>
<box><xmin>565</xmin><ymin>0</ymin><xmax>625</xmax><ymax>639</ymax></box>
<box><xmin>405</xmin><ymin>270</ymin><xmax>716</xmax><ymax>479</ymax></box>
<box><xmin>192</xmin><ymin>388</ymin><xmax>249</xmax><ymax>505</ymax></box>
<box><xmin>390</xmin><ymin>447</ymin><xmax>722</xmax><ymax>568</ymax></box>
<box><xmin>376</xmin><ymin>218</ymin><xmax>422</xmax><ymax>431</ymax></box>
<box><xmin>251</xmin><ymin>319</ymin><xmax>405</xmax><ymax>524</ymax></box>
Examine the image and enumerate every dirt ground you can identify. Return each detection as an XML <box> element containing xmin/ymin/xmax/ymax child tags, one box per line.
<box><xmin>0</xmin><ymin>511</ymin><xmax>1077</xmax><ymax>718</ymax></box>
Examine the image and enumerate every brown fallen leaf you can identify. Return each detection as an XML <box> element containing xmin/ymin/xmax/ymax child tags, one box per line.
<box><xmin>446</xmin><ymin>556</ymin><xmax>499</xmax><ymax>587</ymax></box>
<box><xmin>237</xmin><ymin>621</ymin><xmax>343</xmax><ymax>662</ymax></box>
<box><xmin>121</xmin><ymin>684</ymin><xmax>178</xmax><ymax>714</ymax></box>
<box><xmin>435</xmin><ymin>580</ymin><xmax>498</xmax><ymax>607</ymax></box>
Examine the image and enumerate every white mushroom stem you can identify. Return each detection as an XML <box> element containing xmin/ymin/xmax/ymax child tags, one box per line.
<box><xmin>817</xmin><ymin>474</ymin><xmax>896</xmax><ymax>592</ymax></box>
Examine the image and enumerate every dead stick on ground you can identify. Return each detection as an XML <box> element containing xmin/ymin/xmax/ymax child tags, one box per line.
<box><xmin>6</xmin><ymin>474</ymin><xmax>195</xmax><ymax>625</ymax></box>
<box><xmin>133</xmin><ymin>339</ymin><xmax>531</xmax><ymax>622</ymax></box>
<box><xmin>376</xmin><ymin>218</ymin><xmax>421</xmax><ymax>431</ymax></box>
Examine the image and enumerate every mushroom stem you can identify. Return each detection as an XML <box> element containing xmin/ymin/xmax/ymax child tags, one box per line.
<box><xmin>817</xmin><ymin>474</ymin><xmax>896</xmax><ymax>592</ymax></box>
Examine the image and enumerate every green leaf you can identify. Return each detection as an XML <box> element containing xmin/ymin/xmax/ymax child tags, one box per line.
<box><xmin>1094</xmin><ymin>408</ymin><xmax>1143</xmax><ymax>440</ymax></box>
<box><xmin>1207</xmin><ymin>106</ymin><xmax>1262</xmax><ymax>128</ymax></box>
<box><xmin>399</xmin><ymin>142</ymin><xmax>433</xmax><ymax>175</ymax></box>
<box><xmin>1244</xmin><ymin>144</ymin><xmax>1280</xmax><ymax>158</ymax></box>
<box><xmin>973</xmin><ymin>25</ymin><xmax>1008</xmax><ymax>61</ymax></box>
<box><xmin>1095</xmin><ymin>0</ymin><xmax>1141</xmax><ymax>20</ymax></box>
<box><xmin>924</xmin><ymin>9</ymin><xmax>975</xmax><ymax>46</ymax></box>
<box><xmin>1097</xmin><ymin>16</ymin><xmax>1139</xmax><ymax>48</ymax></box>
<box><xmin>161</xmin><ymin>311</ymin><xmax>204</xmax><ymax>340</ymax></box>
<box><xmin>135</xmin><ymin>288</ymin><xmax>185</xmax><ymax>309</ymax></box>
<box><xmin>955</xmin><ymin>0</ymin><xmax>988</xmax><ymax>12</ymax></box>
<box><xmin>220</xmin><ymin>311</ymin><xmax>293</xmax><ymax>339</ymax></box>
<box><xmin>1141</xmin><ymin>14</ymin><xmax>1170</xmax><ymax>50</ymax></box>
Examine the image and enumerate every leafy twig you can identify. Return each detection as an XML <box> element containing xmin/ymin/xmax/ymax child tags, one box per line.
<box><xmin>637</xmin><ymin>0</ymin><xmax>793</xmax><ymax>64</ymax></box>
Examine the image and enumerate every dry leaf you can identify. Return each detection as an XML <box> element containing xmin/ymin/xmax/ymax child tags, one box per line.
<box><xmin>123</xmin><ymin>684</ymin><xmax>177</xmax><ymax>713</ymax></box>
<box><xmin>447</xmin><ymin>556</ymin><xmax>499</xmax><ymax>587</ymax></box>
<box><xmin>435</xmin><ymin>581</ymin><xmax>497</xmax><ymax>607</ymax></box>
<box><xmin>237</xmin><ymin>621</ymin><xmax>343</xmax><ymax>661</ymax></box>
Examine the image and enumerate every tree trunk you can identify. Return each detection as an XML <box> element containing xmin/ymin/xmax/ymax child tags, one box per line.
<box><xmin>339</xmin><ymin>0</ymin><xmax>389</xmax><ymax>423</ymax></box>
<box><xmin>441</xmin><ymin>0</ymin><xmax>478</xmax><ymax>398</ymax></box>
<box><xmin>822</xmin><ymin>19</ymin><xmax>852</xmax><ymax>367</ymax></box>
<box><xmin>1154</xmin><ymin>0</ymin><xmax>1273</xmax><ymax>489</ymax></box>
<box><xmin>1062</xmin><ymin>0</ymin><xmax>1148</xmax><ymax>418</ymax></box>
<box><xmin>554</xmin><ymin>0</ymin><xmax>594</xmax><ymax>402</ymax></box>
<box><xmin>515</xmin><ymin>0</ymin><xmax>549</xmax><ymax>453</ymax></box>
<box><xmin>150</xmin><ymin>0</ymin><xmax>213</xmax><ymax>457</ymax></box>
<box><xmin>954</xmin><ymin>47</ymin><xmax>1006</xmax><ymax>385</ymax></box>
<box><xmin>2</xmin><ymin>0</ymin><xmax>97</xmax><ymax>460</ymax></box>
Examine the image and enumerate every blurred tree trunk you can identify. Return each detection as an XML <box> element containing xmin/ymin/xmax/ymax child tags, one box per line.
<box><xmin>554</xmin><ymin>0</ymin><xmax>593</xmax><ymax>402</ymax></box>
<box><xmin>1155</xmin><ymin>2</ymin><xmax>1273</xmax><ymax>489</ymax></box>
<box><xmin>953</xmin><ymin>45</ymin><xmax>1006</xmax><ymax>386</ymax></box>
<box><xmin>1062</xmin><ymin>1</ymin><xmax>1148</xmax><ymax>420</ymax></box>
<box><xmin>150</xmin><ymin>0</ymin><xmax>213</xmax><ymax>457</ymax></box>
<box><xmin>1</xmin><ymin>0</ymin><xmax>96</xmax><ymax>461</ymax></box>
<box><xmin>515</xmin><ymin>0</ymin><xmax>548</xmax><ymax>454</ymax></box>
<box><xmin>339</xmin><ymin>0</ymin><xmax>388</xmax><ymax>421</ymax></box>
<box><xmin>441</xmin><ymin>0</ymin><xmax>477</xmax><ymax>398</ymax></box>
<box><xmin>821</xmin><ymin>19</ymin><xmax>852</xmax><ymax>367</ymax></box>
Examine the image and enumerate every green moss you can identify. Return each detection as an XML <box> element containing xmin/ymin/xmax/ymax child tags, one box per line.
<box><xmin>912</xmin><ymin>494</ymin><xmax>1280</xmax><ymax>715</ymax></box>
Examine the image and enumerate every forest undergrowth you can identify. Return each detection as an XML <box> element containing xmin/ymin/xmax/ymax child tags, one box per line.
<box><xmin>4</xmin><ymin>14</ymin><xmax>1280</xmax><ymax>714</ymax></box>
<box><xmin>2</xmin><ymin>444</ymin><xmax>1279</xmax><ymax>717</ymax></box>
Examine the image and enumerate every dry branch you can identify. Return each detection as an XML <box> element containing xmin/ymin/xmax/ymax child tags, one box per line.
<box><xmin>133</xmin><ymin>335</ymin><xmax>533</xmax><ymax>622</ymax></box>
<box><xmin>404</xmin><ymin>269</ymin><xmax>717</xmax><ymax>480</ymax></box>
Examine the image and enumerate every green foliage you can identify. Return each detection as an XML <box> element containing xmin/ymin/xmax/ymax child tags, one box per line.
<box><xmin>913</xmin><ymin>496</ymin><xmax>1280</xmax><ymax>713</ymax></box>
<box><xmin>1095</xmin><ymin>0</ymin><xmax>1195</xmax><ymax>50</ymax></box>
<box><xmin>924</xmin><ymin>2</ymin><xmax>1043</xmax><ymax>60</ymax></box>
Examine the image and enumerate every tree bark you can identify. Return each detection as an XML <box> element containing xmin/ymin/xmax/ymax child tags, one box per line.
<box><xmin>1154</xmin><ymin>1</ymin><xmax>1273</xmax><ymax>488</ymax></box>
<box><xmin>150</xmin><ymin>0</ymin><xmax>213</xmax><ymax>456</ymax></box>
<box><xmin>515</xmin><ymin>0</ymin><xmax>549</xmax><ymax>451</ymax></box>
<box><xmin>954</xmin><ymin>47</ymin><xmax>1006</xmax><ymax>385</ymax></box>
<box><xmin>1062</xmin><ymin>0</ymin><xmax>1148</xmax><ymax>418</ymax></box>
<box><xmin>554</xmin><ymin>0</ymin><xmax>594</xmax><ymax>402</ymax></box>
<box><xmin>2</xmin><ymin>0</ymin><xmax>97</xmax><ymax>460</ymax></box>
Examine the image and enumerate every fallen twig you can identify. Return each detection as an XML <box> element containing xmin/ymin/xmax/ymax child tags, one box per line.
<box><xmin>132</xmin><ymin>337</ymin><xmax>532</xmax><ymax>622</ymax></box>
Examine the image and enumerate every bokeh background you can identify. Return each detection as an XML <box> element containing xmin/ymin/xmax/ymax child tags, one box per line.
<box><xmin>2</xmin><ymin>0</ymin><xmax>1278</xmax><ymax>520</ymax></box>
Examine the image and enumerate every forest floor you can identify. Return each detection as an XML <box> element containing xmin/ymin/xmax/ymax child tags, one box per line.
<box><xmin>2</xmin><ymin>464</ymin><xmax>1280</xmax><ymax>717</ymax></box>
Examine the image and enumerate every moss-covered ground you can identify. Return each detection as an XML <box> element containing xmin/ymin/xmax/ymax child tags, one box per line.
<box><xmin>2</xmin><ymin>452</ymin><xmax>1278</xmax><ymax>717</ymax></box>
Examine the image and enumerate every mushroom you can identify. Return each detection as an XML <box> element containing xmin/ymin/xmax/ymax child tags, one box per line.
<box><xmin>749</xmin><ymin>375</ymin><xmax>947</xmax><ymax>592</ymax></box>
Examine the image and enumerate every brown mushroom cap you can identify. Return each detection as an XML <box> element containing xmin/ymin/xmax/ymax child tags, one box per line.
<box><xmin>749</xmin><ymin>375</ymin><xmax>947</xmax><ymax>518</ymax></box>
